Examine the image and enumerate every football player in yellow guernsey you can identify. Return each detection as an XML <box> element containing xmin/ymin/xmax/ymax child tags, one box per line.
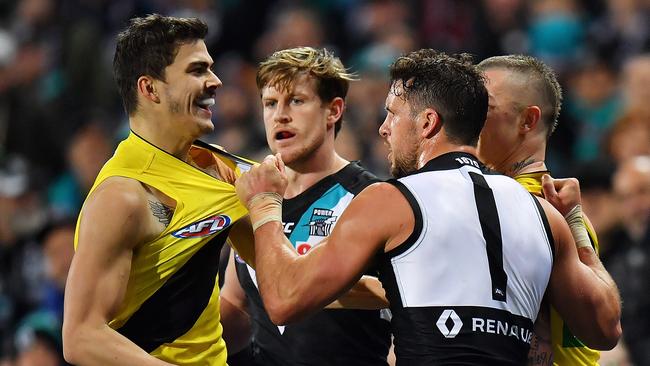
<box><xmin>62</xmin><ymin>14</ymin><xmax>255</xmax><ymax>366</ymax></box>
<box><xmin>476</xmin><ymin>55</ymin><xmax>614</xmax><ymax>365</ymax></box>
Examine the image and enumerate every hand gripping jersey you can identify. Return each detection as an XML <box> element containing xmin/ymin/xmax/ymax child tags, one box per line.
<box><xmin>234</xmin><ymin>162</ymin><xmax>392</xmax><ymax>366</ymax></box>
<box><xmin>378</xmin><ymin>152</ymin><xmax>555</xmax><ymax>366</ymax></box>
<box><xmin>74</xmin><ymin>132</ymin><xmax>254</xmax><ymax>365</ymax></box>
<box><xmin>515</xmin><ymin>171</ymin><xmax>600</xmax><ymax>366</ymax></box>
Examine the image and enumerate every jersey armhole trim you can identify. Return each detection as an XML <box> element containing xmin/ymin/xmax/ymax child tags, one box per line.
<box><xmin>384</xmin><ymin>179</ymin><xmax>423</xmax><ymax>258</ymax></box>
<box><xmin>530</xmin><ymin>194</ymin><xmax>556</xmax><ymax>259</ymax></box>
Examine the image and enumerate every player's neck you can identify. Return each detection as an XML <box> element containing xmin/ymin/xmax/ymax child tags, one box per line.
<box><xmin>417</xmin><ymin>135</ymin><xmax>478</xmax><ymax>169</ymax></box>
<box><xmin>503</xmin><ymin>149</ymin><xmax>547</xmax><ymax>177</ymax></box>
<box><xmin>130</xmin><ymin>115</ymin><xmax>194</xmax><ymax>161</ymax></box>
<box><xmin>284</xmin><ymin>150</ymin><xmax>348</xmax><ymax>199</ymax></box>
<box><xmin>501</xmin><ymin>135</ymin><xmax>549</xmax><ymax>177</ymax></box>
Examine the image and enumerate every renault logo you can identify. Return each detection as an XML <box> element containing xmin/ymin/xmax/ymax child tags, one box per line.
<box><xmin>436</xmin><ymin>309</ymin><xmax>463</xmax><ymax>338</ymax></box>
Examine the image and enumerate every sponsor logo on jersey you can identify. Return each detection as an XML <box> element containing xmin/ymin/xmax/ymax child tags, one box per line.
<box><xmin>283</xmin><ymin>222</ymin><xmax>295</xmax><ymax>234</ymax></box>
<box><xmin>172</xmin><ymin>214</ymin><xmax>231</xmax><ymax>238</ymax></box>
<box><xmin>436</xmin><ymin>309</ymin><xmax>532</xmax><ymax>344</ymax></box>
<box><xmin>296</xmin><ymin>242</ymin><xmax>312</xmax><ymax>255</ymax></box>
<box><xmin>307</xmin><ymin>208</ymin><xmax>337</xmax><ymax>236</ymax></box>
<box><xmin>471</xmin><ymin>317</ymin><xmax>533</xmax><ymax>344</ymax></box>
<box><xmin>436</xmin><ymin>309</ymin><xmax>463</xmax><ymax>338</ymax></box>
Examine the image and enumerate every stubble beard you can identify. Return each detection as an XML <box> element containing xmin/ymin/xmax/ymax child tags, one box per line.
<box><xmin>390</xmin><ymin>146</ymin><xmax>418</xmax><ymax>178</ymax></box>
<box><xmin>277</xmin><ymin>133</ymin><xmax>323</xmax><ymax>168</ymax></box>
<box><xmin>169</xmin><ymin>100</ymin><xmax>182</xmax><ymax>114</ymax></box>
<box><xmin>168</xmin><ymin>99</ymin><xmax>213</xmax><ymax>135</ymax></box>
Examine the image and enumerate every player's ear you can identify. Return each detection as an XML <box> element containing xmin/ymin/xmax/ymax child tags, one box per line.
<box><xmin>422</xmin><ymin>108</ymin><xmax>442</xmax><ymax>138</ymax></box>
<box><xmin>326</xmin><ymin>97</ymin><xmax>345</xmax><ymax>128</ymax></box>
<box><xmin>520</xmin><ymin>106</ymin><xmax>541</xmax><ymax>134</ymax></box>
<box><xmin>137</xmin><ymin>76</ymin><xmax>160</xmax><ymax>104</ymax></box>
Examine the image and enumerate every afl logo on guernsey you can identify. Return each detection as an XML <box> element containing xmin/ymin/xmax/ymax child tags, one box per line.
<box><xmin>172</xmin><ymin>214</ymin><xmax>231</xmax><ymax>238</ymax></box>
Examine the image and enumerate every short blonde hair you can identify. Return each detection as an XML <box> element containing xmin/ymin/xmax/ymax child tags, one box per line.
<box><xmin>478</xmin><ymin>55</ymin><xmax>562</xmax><ymax>138</ymax></box>
<box><xmin>256</xmin><ymin>47</ymin><xmax>356</xmax><ymax>135</ymax></box>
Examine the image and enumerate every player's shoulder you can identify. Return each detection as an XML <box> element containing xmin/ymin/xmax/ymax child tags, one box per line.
<box><xmin>334</xmin><ymin>161</ymin><xmax>380</xmax><ymax>194</ymax></box>
<box><xmin>85</xmin><ymin>176</ymin><xmax>150</xmax><ymax>217</ymax></box>
<box><xmin>355</xmin><ymin>181</ymin><xmax>405</xmax><ymax>203</ymax></box>
<box><xmin>78</xmin><ymin>176</ymin><xmax>156</xmax><ymax>249</ymax></box>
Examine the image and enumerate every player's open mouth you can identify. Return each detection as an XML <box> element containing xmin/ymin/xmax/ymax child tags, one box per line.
<box><xmin>194</xmin><ymin>96</ymin><xmax>215</xmax><ymax>113</ymax></box>
<box><xmin>275</xmin><ymin>131</ymin><xmax>296</xmax><ymax>140</ymax></box>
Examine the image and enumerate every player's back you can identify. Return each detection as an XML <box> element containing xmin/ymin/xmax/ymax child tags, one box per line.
<box><xmin>378</xmin><ymin>152</ymin><xmax>554</xmax><ymax>365</ymax></box>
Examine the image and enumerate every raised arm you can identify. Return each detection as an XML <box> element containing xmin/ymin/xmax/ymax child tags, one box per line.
<box><xmin>539</xmin><ymin>197</ymin><xmax>622</xmax><ymax>350</ymax></box>
<box><xmin>235</xmin><ymin>156</ymin><xmax>411</xmax><ymax>324</ymax></box>
<box><xmin>542</xmin><ymin>174</ymin><xmax>599</xmax><ymax>249</ymax></box>
<box><xmin>62</xmin><ymin>177</ymin><xmax>173</xmax><ymax>366</ymax></box>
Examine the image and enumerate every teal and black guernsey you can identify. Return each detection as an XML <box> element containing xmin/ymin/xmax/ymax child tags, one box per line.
<box><xmin>234</xmin><ymin>162</ymin><xmax>392</xmax><ymax>366</ymax></box>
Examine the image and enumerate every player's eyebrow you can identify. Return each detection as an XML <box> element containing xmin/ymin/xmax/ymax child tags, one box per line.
<box><xmin>186</xmin><ymin>61</ymin><xmax>212</xmax><ymax>71</ymax></box>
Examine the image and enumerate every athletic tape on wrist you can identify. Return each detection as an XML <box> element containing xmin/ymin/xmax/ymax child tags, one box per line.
<box><xmin>247</xmin><ymin>192</ymin><xmax>283</xmax><ymax>231</ymax></box>
<box><xmin>564</xmin><ymin>204</ymin><xmax>592</xmax><ymax>249</ymax></box>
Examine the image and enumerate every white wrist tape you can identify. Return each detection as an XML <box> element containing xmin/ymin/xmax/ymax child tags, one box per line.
<box><xmin>247</xmin><ymin>192</ymin><xmax>283</xmax><ymax>232</ymax></box>
<box><xmin>564</xmin><ymin>204</ymin><xmax>592</xmax><ymax>249</ymax></box>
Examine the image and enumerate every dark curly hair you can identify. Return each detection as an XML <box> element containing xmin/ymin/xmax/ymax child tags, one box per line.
<box><xmin>113</xmin><ymin>14</ymin><xmax>208</xmax><ymax>116</ymax></box>
<box><xmin>389</xmin><ymin>49</ymin><xmax>488</xmax><ymax>146</ymax></box>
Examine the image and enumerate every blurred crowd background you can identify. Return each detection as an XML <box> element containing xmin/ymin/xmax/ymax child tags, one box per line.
<box><xmin>0</xmin><ymin>0</ymin><xmax>648</xmax><ymax>365</ymax></box>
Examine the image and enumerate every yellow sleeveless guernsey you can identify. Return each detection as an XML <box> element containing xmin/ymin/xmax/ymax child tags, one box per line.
<box><xmin>515</xmin><ymin>171</ymin><xmax>600</xmax><ymax>366</ymax></box>
<box><xmin>74</xmin><ymin>132</ymin><xmax>255</xmax><ymax>365</ymax></box>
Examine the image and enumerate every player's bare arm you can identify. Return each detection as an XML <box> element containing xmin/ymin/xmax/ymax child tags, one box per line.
<box><xmin>541</xmin><ymin>175</ymin><xmax>582</xmax><ymax>217</ymax></box>
<box><xmin>236</xmin><ymin>157</ymin><xmax>411</xmax><ymax>324</ymax></box>
<box><xmin>527</xmin><ymin>302</ymin><xmax>553</xmax><ymax>366</ymax></box>
<box><xmin>539</xmin><ymin>197</ymin><xmax>622</xmax><ymax>350</ymax></box>
<box><xmin>542</xmin><ymin>174</ymin><xmax>600</xmax><ymax>244</ymax></box>
<box><xmin>63</xmin><ymin>177</ymin><xmax>175</xmax><ymax>366</ymax></box>
<box><xmin>326</xmin><ymin>275</ymin><xmax>389</xmax><ymax>310</ymax></box>
<box><xmin>252</xmin><ymin>182</ymin><xmax>410</xmax><ymax>324</ymax></box>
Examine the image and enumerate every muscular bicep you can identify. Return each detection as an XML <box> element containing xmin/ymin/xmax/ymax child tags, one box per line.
<box><xmin>543</xmin><ymin>197</ymin><xmax>621</xmax><ymax>349</ymax></box>
<box><xmin>545</xmin><ymin>199</ymin><xmax>591</xmax><ymax>314</ymax></box>
<box><xmin>253</xmin><ymin>183</ymin><xmax>413</xmax><ymax>324</ymax></box>
<box><xmin>64</xmin><ymin>179</ymin><xmax>150</xmax><ymax>330</ymax></box>
<box><xmin>298</xmin><ymin>182</ymin><xmax>414</xmax><ymax>302</ymax></box>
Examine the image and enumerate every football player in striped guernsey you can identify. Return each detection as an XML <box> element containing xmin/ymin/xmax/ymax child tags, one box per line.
<box><xmin>235</xmin><ymin>49</ymin><xmax>621</xmax><ymax>366</ymax></box>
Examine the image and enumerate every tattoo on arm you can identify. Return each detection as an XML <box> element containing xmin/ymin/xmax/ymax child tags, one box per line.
<box><xmin>527</xmin><ymin>333</ymin><xmax>553</xmax><ymax>366</ymax></box>
<box><xmin>510</xmin><ymin>158</ymin><xmax>536</xmax><ymax>176</ymax></box>
<box><xmin>149</xmin><ymin>201</ymin><xmax>174</xmax><ymax>227</ymax></box>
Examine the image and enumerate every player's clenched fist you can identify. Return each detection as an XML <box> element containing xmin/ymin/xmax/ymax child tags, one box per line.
<box><xmin>236</xmin><ymin>154</ymin><xmax>288</xmax><ymax>231</ymax></box>
<box><xmin>541</xmin><ymin>174</ymin><xmax>581</xmax><ymax>217</ymax></box>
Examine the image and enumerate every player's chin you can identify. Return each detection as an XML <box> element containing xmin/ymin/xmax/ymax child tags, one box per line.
<box><xmin>196</xmin><ymin>120</ymin><xmax>214</xmax><ymax>135</ymax></box>
<box><xmin>274</xmin><ymin>147</ymin><xmax>299</xmax><ymax>165</ymax></box>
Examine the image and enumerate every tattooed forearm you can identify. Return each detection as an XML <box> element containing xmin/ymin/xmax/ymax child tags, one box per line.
<box><xmin>149</xmin><ymin>201</ymin><xmax>174</xmax><ymax>227</ymax></box>
<box><xmin>510</xmin><ymin>157</ymin><xmax>537</xmax><ymax>176</ymax></box>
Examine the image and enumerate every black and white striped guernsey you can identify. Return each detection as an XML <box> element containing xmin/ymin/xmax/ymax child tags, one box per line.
<box><xmin>378</xmin><ymin>152</ymin><xmax>555</xmax><ymax>366</ymax></box>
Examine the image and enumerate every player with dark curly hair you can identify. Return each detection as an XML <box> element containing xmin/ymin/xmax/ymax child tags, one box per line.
<box><xmin>235</xmin><ymin>49</ymin><xmax>621</xmax><ymax>365</ymax></box>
